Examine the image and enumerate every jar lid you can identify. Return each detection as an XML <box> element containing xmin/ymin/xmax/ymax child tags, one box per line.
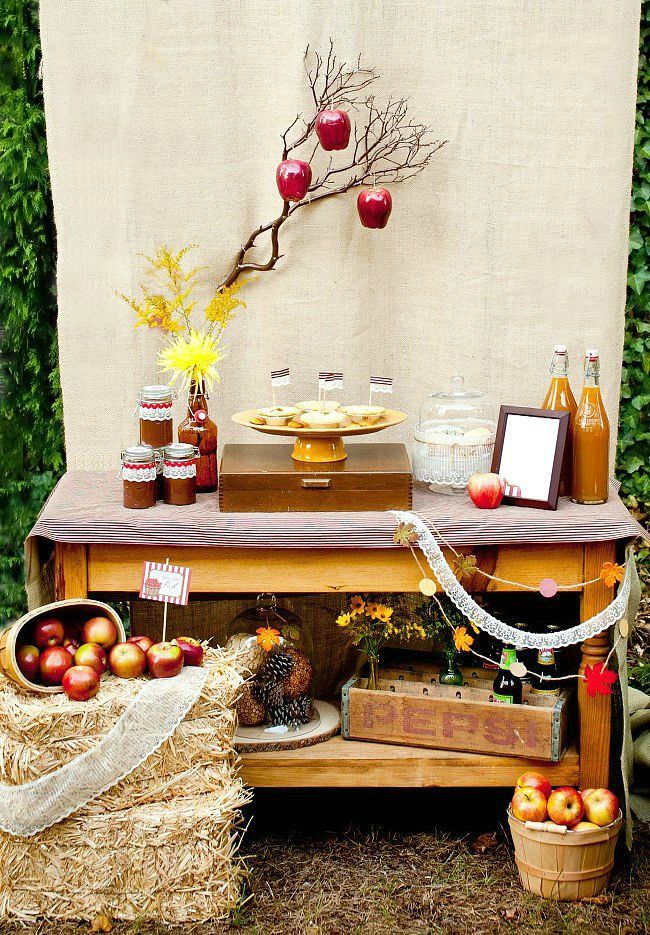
<box><xmin>430</xmin><ymin>375</ymin><xmax>482</xmax><ymax>400</ymax></box>
<box><xmin>141</xmin><ymin>384</ymin><xmax>173</xmax><ymax>400</ymax></box>
<box><xmin>163</xmin><ymin>443</ymin><xmax>196</xmax><ymax>461</ymax></box>
<box><xmin>123</xmin><ymin>445</ymin><xmax>156</xmax><ymax>463</ymax></box>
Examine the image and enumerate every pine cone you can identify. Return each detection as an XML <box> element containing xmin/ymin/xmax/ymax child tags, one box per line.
<box><xmin>267</xmin><ymin>693</ymin><xmax>313</xmax><ymax>729</ymax></box>
<box><xmin>235</xmin><ymin>682</ymin><xmax>266</xmax><ymax>727</ymax></box>
<box><xmin>281</xmin><ymin>648</ymin><xmax>313</xmax><ymax>700</ymax></box>
<box><xmin>252</xmin><ymin>678</ymin><xmax>284</xmax><ymax>708</ymax></box>
<box><xmin>259</xmin><ymin>650</ymin><xmax>294</xmax><ymax>682</ymax></box>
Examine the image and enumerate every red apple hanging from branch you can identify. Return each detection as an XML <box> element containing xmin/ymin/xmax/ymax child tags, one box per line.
<box><xmin>217</xmin><ymin>41</ymin><xmax>446</xmax><ymax>290</ymax></box>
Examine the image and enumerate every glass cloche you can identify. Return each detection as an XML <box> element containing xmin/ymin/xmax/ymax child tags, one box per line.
<box><xmin>412</xmin><ymin>376</ymin><xmax>496</xmax><ymax>490</ymax></box>
<box><xmin>225</xmin><ymin>594</ymin><xmax>315</xmax><ymax>732</ymax></box>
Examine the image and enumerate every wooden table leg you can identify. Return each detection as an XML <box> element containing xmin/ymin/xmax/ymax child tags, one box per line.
<box><xmin>578</xmin><ymin>541</ymin><xmax>616</xmax><ymax>789</ymax></box>
<box><xmin>54</xmin><ymin>543</ymin><xmax>88</xmax><ymax>600</ymax></box>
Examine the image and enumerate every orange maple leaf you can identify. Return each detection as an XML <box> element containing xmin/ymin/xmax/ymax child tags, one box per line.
<box><xmin>255</xmin><ymin>626</ymin><xmax>281</xmax><ymax>651</ymax></box>
<box><xmin>599</xmin><ymin>562</ymin><xmax>625</xmax><ymax>588</ymax></box>
<box><xmin>453</xmin><ymin>626</ymin><xmax>474</xmax><ymax>652</ymax></box>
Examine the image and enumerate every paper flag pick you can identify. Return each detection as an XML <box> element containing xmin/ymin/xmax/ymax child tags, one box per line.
<box><xmin>271</xmin><ymin>368</ymin><xmax>290</xmax><ymax>386</ymax></box>
<box><xmin>370</xmin><ymin>376</ymin><xmax>393</xmax><ymax>393</ymax></box>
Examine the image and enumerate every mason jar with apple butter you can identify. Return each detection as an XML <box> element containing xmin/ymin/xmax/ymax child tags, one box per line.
<box><xmin>138</xmin><ymin>385</ymin><xmax>174</xmax><ymax>450</ymax></box>
<box><xmin>163</xmin><ymin>443</ymin><xmax>199</xmax><ymax>506</ymax></box>
<box><xmin>122</xmin><ymin>445</ymin><xmax>160</xmax><ymax>509</ymax></box>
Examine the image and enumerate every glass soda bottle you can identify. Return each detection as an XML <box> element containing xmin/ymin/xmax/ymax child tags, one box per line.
<box><xmin>178</xmin><ymin>381</ymin><xmax>218</xmax><ymax>493</ymax></box>
<box><xmin>541</xmin><ymin>345</ymin><xmax>577</xmax><ymax>497</ymax></box>
<box><xmin>530</xmin><ymin>647</ymin><xmax>560</xmax><ymax>696</ymax></box>
<box><xmin>492</xmin><ymin>646</ymin><xmax>522</xmax><ymax>704</ymax></box>
<box><xmin>572</xmin><ymin>350</ymin><xmax>609</xmax><ymax>504</ymax></box>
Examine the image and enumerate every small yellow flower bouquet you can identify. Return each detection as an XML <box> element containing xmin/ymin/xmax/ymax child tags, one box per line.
<box><xmin>118</xmin><ymin>245</ymin><xmax>251</xmax><ymax>391</ymax></box>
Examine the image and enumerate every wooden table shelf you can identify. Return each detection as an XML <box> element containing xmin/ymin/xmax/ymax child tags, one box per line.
<box><xmin>238</xmin><ymin>735</ymin><xmax>580</xmax><ymax>788</ymax></box>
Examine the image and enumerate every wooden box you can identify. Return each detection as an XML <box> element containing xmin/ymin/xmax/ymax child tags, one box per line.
<box><xmin>219</xmin><ymin>443</ymin><xmax>412</xmax><ymax>513</ymax></box>
<box><xmin>341</xmin><ymin>667</ymin><xmax>572</xmax><ymax>761</ymax></box>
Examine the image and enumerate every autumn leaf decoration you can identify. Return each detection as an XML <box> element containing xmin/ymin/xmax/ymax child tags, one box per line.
<box><xmin>599</xmin><ymin>562</ymin><xmax>625</xmax><ymax>588</ymax></box>
<box><xmin>584</xmin><ymin>662</ymin><xmax>618</xmax><ymax>697</ymax></box>
<box><xmin>393</xmin><ymin>522</ymin><xmax>419</xmax><ymax>546</ymax></box>
<box><xmin>255</xmin><ymin>626</ymin><xmax>281</xmax><ymax>651</ymax></box>
<box><xmin>452</xmin><ymin>553</ymin><xmax>478</xmax><ymax>581</ymax></box>
<box><xmin>453</xmin><ymin>626</ymin><xmax>474</xmax><ymax>652</ymax></box>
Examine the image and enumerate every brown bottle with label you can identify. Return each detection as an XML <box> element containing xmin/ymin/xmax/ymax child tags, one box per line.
<box><xmin>572</xmin><ymin>350</ymin><xmax>609</xmax><ymax>504</ymax></box>
<box><xmin>541</xmin><ymin>345</ymin><xmax>577</xmax><ymax>497</ymax></box>
<box><xmin>178</xmin><ymin>382</ymin><xmax>218</xmax><ymax>492</ymax></box>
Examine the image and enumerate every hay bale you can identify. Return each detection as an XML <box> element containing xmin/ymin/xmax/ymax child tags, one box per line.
<box><xmin>0</xmin><ymin>647</ymin><xmax>251</xmax><ymax>922</ymax></box>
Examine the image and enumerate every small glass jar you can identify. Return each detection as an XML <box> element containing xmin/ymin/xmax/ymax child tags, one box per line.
<box><xmin>163</xmin><ymin>442</ymin><xmax>199</xmax><ymax>506</ymax></box>
<box><xmin>122</xmin><ymin>445</ymin><xmax>160</xmax><ymax>509</ymax></box>
<box><xmin>139</xmin><ymin>385</ymin><xmax>174</xmax><ymax>450</ymax></box>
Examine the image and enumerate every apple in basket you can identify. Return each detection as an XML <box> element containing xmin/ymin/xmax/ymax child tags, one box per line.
<box><xmin>582</xmin><ymin>789</ymin><xmax>619</xmax><ymax>827</ymax></box>
<box><xmin>547</xmin><ymin>787</ymin><xmax>584</xmax><ymax>828</ymax></box>
<box><xmin>62</xmin><ymin>665</ymin><xmax>100</xmax><ymax>701</ymax></box>
<box><xmin>16</xmin><ymin>644</ymin><xmax>40</xmax><ymax>682</ymax></box>
<box><xmin>468</xmin><ymin>472</ymin><xmax>505</xmax><ymax>510</ymax></box>
<box><xmin>173</xmin><ymin>637</ymin><xmax>204</xmax><ymax>667</ymax></box>
<box><xmin>74</xmin><ymin>643</ymin><xmax>108</xmax><ymax>675</ymax></box>
<box><xmin>62</xmin><ymin>636</ymin><xmax>81</xmax><ymax>655</ymax></box>
<box><xmin>81</xmin><ymin>616</ymin><xmax>118</xmax><ymax>649</ymax></box>
<box><xmin>511</xmin><ymin>787</ymin><xmax>547</xmax><ymax>823</ymax></box>
<box><xmin>109</xmin><ymin>642</ymin><xmax>147</xmax><ymax>679</ymax></box>
<box><xmin>515</xmin><ymin>771</ymin><xmax>552</xmax><ymax>801</ymax></box>
<box><xmin>39</xmin><ymin>646</ymin><xmax>73</xmax><ymax>686</ymax></box>
<box><xmin>33</xmin><ymin>616</ymin><xmax>64</xmax><ymax>648</ymax></box>
<box><xmin>571</xmin><ymin>821</ymin><xmax>600</xmax><ymax>832</ymax></box>
<box><xmin>127</xmin><ymin>634</ymin><xmax>155</xmax><ymax>655</ymax></box>
<box><xmin>147</xmin><ymin>642</ymin><xmax>184</xmax><ymax>678</ymax></box>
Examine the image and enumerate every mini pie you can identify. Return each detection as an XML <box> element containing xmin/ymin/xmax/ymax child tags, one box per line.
<box><xmin>295</xmin><ymin>400</ymin><xmax>341</xmax><ymax>414</ymax></box>
<box><xmin>256</xmin><ymin>406</ymin><xmax>299</xmax><ymax>426</ymax></box>
<box><xmin>299</xmin><ymin>409</ymin><xmax>349</xmax><ymax>429</ymax></box>
<box><xmin>340</xmin><ymin>405</ymin><xmax>386</xmax><ymax>426</ymax></box>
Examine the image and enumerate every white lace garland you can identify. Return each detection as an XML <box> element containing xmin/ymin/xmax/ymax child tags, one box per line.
<box><xmin>122</xmin><ymin>465</ymin><xmax>157</xmax><ymax>483</ymax></box>
<box><xmin>392</xmin><ymin>510</ymin><xmax>632</xmax><ymax>649</ymax></box>
<box><xmin>139</xmin><ymin>404</ymin><xmax>172</xmax><ymax>422</ymax></box>
<box><xmin>163</xmin><ymin>461</ymin><xmax>196</xmax><ymax>479</ymax></box>
<box><xmin>0</xmin><ymin>667</ymin><xmax>208</xmax><ymax>837</ymax></box>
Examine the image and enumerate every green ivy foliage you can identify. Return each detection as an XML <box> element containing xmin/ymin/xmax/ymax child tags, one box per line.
<box><xmin>0</xmin><ymin>1</ymin><xmax>64</xmax><ymax>624</ymax></box>
<box><xmin>619</xmin><ymin>2</ymin><xmax>650</xmax><ymax>523</ymax></box>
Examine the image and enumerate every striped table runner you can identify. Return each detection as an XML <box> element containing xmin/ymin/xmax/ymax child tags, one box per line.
<box><xmin>29</xmin><ymin>472</ymin><xmax>646</xmax><ymax>549</ymax></box>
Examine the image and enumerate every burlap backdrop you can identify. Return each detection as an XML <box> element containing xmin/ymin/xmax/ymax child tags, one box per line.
<box><xmin>39</xmin><ymin>1</ymin><xmax>640</xmax><ymax>470</ymax></box>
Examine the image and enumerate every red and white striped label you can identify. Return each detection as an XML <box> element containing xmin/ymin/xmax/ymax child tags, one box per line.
<box><xmin>139</xmin><ymin>560</ymin><xmax>191</xmax><ymax>605</ymax></box>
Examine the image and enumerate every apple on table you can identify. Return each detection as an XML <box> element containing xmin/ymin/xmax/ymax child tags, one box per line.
<box><xmin>62</xmin><ymin>664</ymin><xmax>100</xmax><ymax>701</ymax></box>
<box><xmin>173</xmin><ymin>637</ymin><xmax>204</xmax><ymax>667</ymax></box>
<box><xmin>127</xmin><ymin>634</ymin><xmax>155</xmax><ymax>655</ymax></box>
<box><xmin>468</xmin><ymin>473</ymin><xmax>505</xmax><ymax>510</ymax></box>
<box><xmin>147</xmin><ymin>642</ymin><xmax>184</xmax><ymax>679</ymax></box>
<box><xmin>75</xmin><ymin>643</ymin><xmax>108</xmax><ymax>675</ymax></box>
<box><xmin>109</xmin><ymin>642</ymin><xmax>147</xmax><ymax>679</ymax></box>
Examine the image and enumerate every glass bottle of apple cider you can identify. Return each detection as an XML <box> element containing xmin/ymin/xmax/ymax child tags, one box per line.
<box><xmin>572</xmin><ymin>350</ymin><xmax>609</xmax><ymax>504</ymax></box>
<box><xmin>541</xmin><ymin>345</ymin><xmax>577</xmax><ymax>497</ymax></box>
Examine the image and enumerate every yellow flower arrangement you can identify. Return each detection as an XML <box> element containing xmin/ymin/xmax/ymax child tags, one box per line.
<box><xmin>118</xmin><ymin>244</ymin><xmax>252</xmax><ymax>391</ymax></box>
<box><xmin>349</xmin><ymin>595</ymin><xmax>365</xmax><ymax>617</ymax></box>
<box><xmin>336</xmin><ymin>612</ymin><xmax>352</xmax><ymax>628</ymax></box>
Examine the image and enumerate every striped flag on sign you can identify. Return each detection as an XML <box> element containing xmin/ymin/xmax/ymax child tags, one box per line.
<box><xmin>271</xmin><ymin>368</ymin><xmax>290</xmax><ymax>386</ymax></box>
<box><xmin>319</xmin><ymin>371</ymin><xmax>344</xmax><ymax>389</ymax></box>
<box><xmin>139</xmin><ymin>560</ymin><xmax>191</xmax><ymax>605</ymax></box>
<box><xmin>370</xmin><ymin>376</ymin><xmax>393</xmax><ymax>394</ymax></box>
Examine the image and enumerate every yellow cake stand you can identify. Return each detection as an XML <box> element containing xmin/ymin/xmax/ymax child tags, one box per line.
<box><xmin>232</xmin><ymin>409</ymin><xmax>407</xmax><ymax>462</ymax></box>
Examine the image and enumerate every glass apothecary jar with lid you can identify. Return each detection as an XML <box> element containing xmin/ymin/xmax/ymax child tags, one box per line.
<box><xmin>225</xmin><ymin>594</ymin><xmax>316</xmax><ymax>732</ymax></box>
<box><xmin>412</xmin><ymin>376</ymin><xmax>496</xmax><ymax>491</ymax></box>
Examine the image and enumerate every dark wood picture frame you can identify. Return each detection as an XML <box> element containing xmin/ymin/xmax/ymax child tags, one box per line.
<box><xmin>491</xmin><ymin>406</ymin><xmax>569</xmax><ymax>510</ymax></box>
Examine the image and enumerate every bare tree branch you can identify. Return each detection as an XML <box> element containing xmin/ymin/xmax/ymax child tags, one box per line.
<box><xmin>216</xmin><ymin>42</ymin><xmax>446</xmax><ymax>292</ymax></box>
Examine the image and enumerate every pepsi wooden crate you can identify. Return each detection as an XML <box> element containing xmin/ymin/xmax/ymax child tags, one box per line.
<box><xmin>341</xmin><ymin>667</ymin><xmax>572</xmax><ymax>761</ymax></box>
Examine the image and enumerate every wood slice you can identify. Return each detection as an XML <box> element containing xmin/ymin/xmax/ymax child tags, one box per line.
<box><xmin>234</xmin><ymin>700</ymin><xmax>340</xmax><ymax>753</ymax></box>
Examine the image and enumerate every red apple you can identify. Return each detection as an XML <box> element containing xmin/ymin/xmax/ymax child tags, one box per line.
<box><xmin>315</xmin><ymin>109</ymin><xmax>351</xmax><ymax>151</ymax></box>
<box><xmin>74</xmin><ymin>643</ymin><xmax>108</xmax><ymax>675</ymax></box>
<box><xmin>16</xmin><ymin>644</ymin><xmax>40</xmax><ymax>682</ymax></box>
<box><xmin>511</xmin><ymin>787</ymin><xmax>548</xmax><ymax>823</ymax></box>
<box><xmin>276</xmin><ymin>159</ymin><xmax>312</xmax><ymax>202</ymax></box>
<box><xmin>39</xmin><ymin>646</ymin><xmax>73</xmax><ymax>686</ymax></box>
<box><xmin>579</xmin><ymin>788</ymin><xmax>595</xmax><ymax>802</ymax></box>
<box><xmin>147</xmin><ymin>642</ymin><xmax>184</xmax><ymax>679</ymax></box>
<box><xmin>109</xmin><ymin>642</ymin><xmax>147</xmax><ymax>679</ymax></box>
<box><xmin>357</xmin><ymin>188</ymin><xmax>392</xmax><ymax>229</ymax></box>
<box><xmin>582</xmin><ymin>788</ymin><xmax>619</xmax><ymax>827</ymax></box>
<box><xmin>81</xmin><ymin>616</ymin><xmax>118</xmax><ymax>649</ymax></box>
<box><xmin>547</xmin><ymin>787</ymin><xmax>584</xmax><ymax>828</ymax></box>
<box><xmin>468</xmin><ymin>472</ymin><xmax>505</xmax><ymax>510</ymax></box>
<box><xmin>32</xmin><ymin>617</ymin><xmax>64</xmax><ymax>648</ymax></box>
<box><xmin>571</xmin><ymin>821</ymin><xmax>600</xmax><ymax>832</ymax></box>
<box><xmin>173</xmin><ymin>637</ymin><xmax>204</xmax><ymax>667</ymax></box>
<box><xmin>127</xmin><ymin>635</ymin><xmax>155</xmax><ymax>655</ymax></box>
<box><xmin>516</xmin><ymin>772</ymin><xmax>552</xmax><ymax>801</ymax></box>
<box><xmin>62</xmin><ymin>665</ymin><xmax>100</xmax><ymax>701</ymax></box>
<box><xmin>62</xmin><ymin>637</ymin><xmax>81</xmax><ymax>656</ymax></box>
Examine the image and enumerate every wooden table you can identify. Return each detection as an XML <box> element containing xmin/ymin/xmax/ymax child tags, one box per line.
<box><xmin>54</xmin><ymin>537</ymin><xmax>616</xmax><ymax>791</ymax></box>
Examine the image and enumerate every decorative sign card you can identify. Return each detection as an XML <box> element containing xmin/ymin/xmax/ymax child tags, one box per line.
<box><xmin>139</xmin><ymin>561</ymin><xmax>191</xmax><ymax>605</ymax></box>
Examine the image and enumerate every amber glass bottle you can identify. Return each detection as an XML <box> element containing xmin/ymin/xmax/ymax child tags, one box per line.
<box><xmin>178</xmin><ymin>382</ymin><xmax>218</xmax><ymax>492</ymax></box>
<box><xmin>541</xmin><ymin>345</ymin><xmax>577</xmax><ymax>497</ymax></box>
<box><xmin>572</xmin><ymin>350</ymin><xmax>609</xmax><ymax>504</ymax></box>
